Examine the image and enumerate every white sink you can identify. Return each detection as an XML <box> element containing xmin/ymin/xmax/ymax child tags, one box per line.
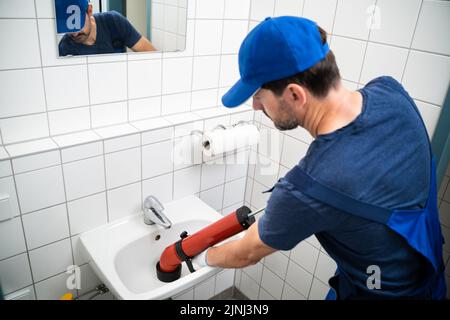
<box><xmin>80</xmin><ymin>196</ymin><xmax>227</xmax><ymax>300</ymax></box>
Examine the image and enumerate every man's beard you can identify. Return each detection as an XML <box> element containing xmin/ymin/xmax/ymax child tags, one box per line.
<box><xmin>272</xmin><ymin>100</ymin><xmax>299</xmax><ymax>131</ymax></box>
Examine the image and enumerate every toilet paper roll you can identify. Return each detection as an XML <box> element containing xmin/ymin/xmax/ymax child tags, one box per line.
<box><xmin>202</xmin><ymin>124</ymin><xmax>260</xmax><ymax>157</ymax></box>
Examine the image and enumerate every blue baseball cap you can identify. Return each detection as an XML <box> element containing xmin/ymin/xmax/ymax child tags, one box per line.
<box><xmin>222</xmin><ymin>16</ymin><xmax>330</xmax><ymax>108</ymax></box>
<box><xmin>55</xmin><ymin>0</ymin><xmax>90</xmax><ymax>34</ymax></box>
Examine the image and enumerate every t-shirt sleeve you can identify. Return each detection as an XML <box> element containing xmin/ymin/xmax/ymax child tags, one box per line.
<box><xmin>258</xmin><ymin>179</ymin><xmax>341</xmax><ymax>251</ymax></box>
<box><xmin>109</xmin><ymin>11</ymin><xmax>142</xmax><ymax>48</ymax></box>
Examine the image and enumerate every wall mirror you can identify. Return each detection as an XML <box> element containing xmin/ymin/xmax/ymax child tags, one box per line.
<box><xmin>54</xmin><ymin>0</ymin><xmax>187</xmax><ymax>57</ymax></box>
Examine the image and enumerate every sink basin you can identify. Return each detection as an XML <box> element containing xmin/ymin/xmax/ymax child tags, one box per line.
<box><xmin>80</xmin><ymin>196</ymin><xmax>228</xmax><ymax>300</ymax></box>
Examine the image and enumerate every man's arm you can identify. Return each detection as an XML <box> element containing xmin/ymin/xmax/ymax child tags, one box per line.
<box><xmin>131</xmin><ymin>36</ymin><xmax>158</xmax><ymax>52</ymax></box>
<box><xmin>205</xmin><ymin>221</ymin><xmax>277</xmax><ymax>268</ymax></box>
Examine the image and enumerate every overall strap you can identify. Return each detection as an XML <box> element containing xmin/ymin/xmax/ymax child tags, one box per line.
<box><xmin>284</xmin><ymin>167</ymin><xmax>392</xmax><ymax>224</ymax></box>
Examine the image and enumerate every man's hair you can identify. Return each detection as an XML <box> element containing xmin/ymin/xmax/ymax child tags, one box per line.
<box><xmin>262</xmin><ymin>26</ymin><xmax>340</xmax><ymax>98</ymax></box>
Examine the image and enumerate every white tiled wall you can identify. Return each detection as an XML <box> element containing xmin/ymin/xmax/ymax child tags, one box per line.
<box><xmin>0</xmin><ymin>0</ymin><xmax>254</xmax><ymax>300</ymax></box>
<box><xmin>0</xmin><ymin>109</ymin><xmax>253</xmax><ymax>300</ymax></box>
<box><xmin>237</xmin><ymin>0</ymin><xmax>450</xmax><ymax>301</ymax></box>
<box><xmin>0</xmin><ymin>0</ymin><xmax>449</xmax><ymax>301</ymax></box>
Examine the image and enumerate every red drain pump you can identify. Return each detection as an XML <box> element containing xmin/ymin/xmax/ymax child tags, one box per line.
<box><xmin>156</xmin><ymin>206</ymin><xmax>263</xmax><ymax>282</ymax></box>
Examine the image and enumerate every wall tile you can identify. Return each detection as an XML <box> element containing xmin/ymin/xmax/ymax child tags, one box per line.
<box><xmin>162</xmin><ymin>57</ymin><xmax>193</xmax><ymax>94</ymax></box>
<box><xmin>194</xmin><ymin>20</ymin><xmax>223</xmax><ymax>56</ymax></box>
<box><xmin>303</xmin><ymin>0</ymin><xmax>336</xmax><ymax>33</ymax></box>
<box><xmin>0</xmin><ymin>177</ymin><xmax>20</xmax><ymax>218</ymax></box>
<box><xmin>415</xmin><ymin>100</ymin><xmax>442</xmax><ymax>138</ymax></box>
<box><xmin>91</xmin><ymin>101</ymin><xmax>128</xmax><ymax>128</ymax></box>
<box><xmin>219</xmin><ymin>54</ymin><xmax>239</xmax><ymax>87</ymax></box>
<box><xmin>285</xmin><ymin>261</ymin><xmax>313</xmax><ymax>298</ymax></box>
<box><xmin>264</xmin><ymin>251</ymin><xmax>289</xmax><ymax>279</ymax></box>
<box><xmin>67</xmin><ymin>193</ymin><xmax>108</xmax><ymax>235</ymax></box>
<box><xmin>223</xmin><ymin>176</ymin><xmax>246</xmax><ymax>207</ymax></box>
<box><xmin>12</xmin><ymin>151</ymin><xmax>60</xmax><ymax>174</ymax></box>
<box><xmin>196</xmin><ymin>0</ymin><xmax>225</xmax><ymax>19</ymax></box>
<box><xmin>63</xmin><ymin>156</ymin><xmax>105</xmax><ymax>201</ymax></box>
<box><xmin>128</xmin><ymin>96</ymin><xmax>162</xmax><ymax>121</ymax></box>
<box><xmin>192</xmin><ymin>55</ymin><xmax>221</xmax><ymax>90</ymax></box>
<box><xmin>222</xmin><ymin>20</ymin><xmax>248</xmax><ymax>55</ymax></box>
<box><xmin>15</xmin><ymin>166</ymin><xmax>66</xmax><ymax>214</ymax></box>
<box><xmin>201</xmin><ymin>161</ymin><xmax>226</xmax><ymax>190</ymax></box>
<box><xmin>0</xmin><ymin>0</ymin><xmax>36</xmax><ymax>18</ymax></box>
<box><xmin>142</xmin><ymin>140</ymin><xmax>174</xmax><ymax>179</ymax></box>
<box><xmin>107</xmin><ymin>182</ymin><xmax>142</xmax><ymax>221</ymax></box>
<box><xmin>0</xmin><ymin>19</ymin><xmax>41</xmax><ymax>69</ymax></box>
<box><xmin>250</xmin><ymin>0</ymin><xmax>275</xmax><ymax>21</ymax></box>
<box><xmin>261</xmin><ymin>268</ymin><xmax>283</xmax><ymax>299</ymax></box>
<box><xmin>331</xmin><ymin>36</ymin><xmax>366</xmax><ymax>83</ymax></box>
<box><xmin>88</xmin><ymin>62</ymin><xmax>127</xmax><ymax>105</ymax></box>
<box><xmin>194</xmin><ymin>276</ymin><xmax>216</xmax><ymax>300</ymax></box>
<box><xmin>34</xmin><ymin>272</ymin><xmax>76</xmax><ymax>300</ymax></box>
<box><xmin>290</xmin><ymin>241</ymin><xmax>320</xmax><ymax>274</ymax></box>
<box><xmin>224</xmin><ymin>0</ymin><xmax>251</xmax><ymax>20</ymax></box>
<box><xmin>215</xmin><ymin>269</ymin><xmax>235</xmax><ymax>295</ymax></box>
<box><xmin>162</xmin><ymin>92</ymin><xmax>191</xmax><ymax>115</ymax></box>
<box><xmin>274</xmin><ymin>0</ymin><xmax>303</xmax><ymax>17</ymax></box>
<box><xmin>128</xmin><ymin>60</ymin><xmax>162</xmax><ymax>99</ymax></box>
<box><xmin>48</xmin><ymin>107</ymin><xmax>91</xmax><ymax>136</ymax></box>
<box><xmin>35</xmin><ymin>0</ymin><xmax>55</xmax><ymax>18</ymax></box>
<box><xmin>142</xmin><ymin>172</ymin><xmax>173</xmax><ymax>204</ymax></box>
<box><xmin>369</xmin><ymin>0</ymin><xmax>421</xmax><ymax>47</ymax></box>
<box><xmin>308</xmin><ymin>277</ymin><xmax>330</xmax><ymax>300</ymax></box>
<box><xmin>0</xmin><ymin>253</ymin><xmax>33</xmax><ymax>295</ymax></box>
<box><xmin>333</xmin><ymin>0</ymin><xmax>376</xmax><ymax>40</ymax></box>
<box><xmin>61</xmin><ymin>141</ymin><xmax>103</xmax><ymax>163</ymax></box>
<box><xmin>0</xmin><ymin>113</ymin><xmax>49</xmax><ymax>144</ymax></box>
<box><xmin>280</xmin><ymin>135</ymin><xmax>309</xmax><ymax>169</ymax></box>
<box><xmin>104</xmin><ymin>134</ymin><xmax>140</xmax><ymax>154</ymax></box>
<box><xmin>200</xmin><ymin>184</ymin><xmax>224</xmax><ymax>211</ymax></box>
<box><xmin>173</xmin><ymin>165</ymin><xmax>201</xmax><ymax>199</ymax></box>
<box><xmin>44</xmin><ymin>65</ymin><xmax>89</xmax><ymax>111</ymax></box>
<box><xmin>240</xmin><ymin>272</ymin><xmax>260</xmax><ymax>300</ymax></box>
<box><xmin>29</xmin><ymin>238</ymin><xmax>73</xmax><ymax>282</ymax></box>
<box><xmin>360</xmin><ymin>42</ymin><xmax>408</xmax><ymax>85</ymax></box>
<box><xmin>22</xmin><ymin>204</ymin><xmax>69</xmax><ymax>250</ymax></box>
<box><xmin>0</xmin><ymin>217</ymin><xmax>26</xmax><ymax>260</ymax></box>
<box><xmin>412</xmin><ymin>0</ymin><xmax>450</xmax><ymax>55</ymax></box>
<box><xmin>402</xmin><ymin>51</ymin><xmax>450</xmax><ymax>106</ymax></box>
<box><xmin>105</xmin><ymin>147</ymin><xmax>141</xmax><ymax>189</ymax></box>
<box><xmin>314</xmin><ymin>252</ymin><xmax>337</xmax><ymax>284</ymax></box>
<box><xmin>0</xmin><ymin>69</ymin><xmax>46</xmax><ymax>118</ymax></box>
<box><xmin>282</xmin><ymin>282</ymin><xmax>307</xmax><ymax>300</ymax></box>
<box><xmin>0</xmin><ymin>160</ymin><xmax>12</xmax><ymax>178</ymax></box>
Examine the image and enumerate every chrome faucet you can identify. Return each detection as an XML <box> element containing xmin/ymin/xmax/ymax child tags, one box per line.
<box><xmin>143</xmin><ymin>195</ymin><xmax>172</xmax><ymax>228</ymax></box>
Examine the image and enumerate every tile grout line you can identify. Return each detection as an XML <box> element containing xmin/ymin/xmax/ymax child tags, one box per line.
<box><xmin>401</xmin><ymin>0</ymin><xmax>424</xmax><ymax>84</ymax></box>
<box><xmin>33</xmin><ymin>0</ymin><xmax>52</xmax><ymax>142</ymax></box>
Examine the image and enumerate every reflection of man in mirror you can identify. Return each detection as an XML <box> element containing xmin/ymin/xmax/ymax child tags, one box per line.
<box><xmin>57</xmin><ymin>0</ymin><xmax>157</xmax><ymax>56</ymax></box>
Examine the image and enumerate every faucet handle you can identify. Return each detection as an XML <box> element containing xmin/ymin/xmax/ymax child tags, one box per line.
<box><xmin>143</xmin><ymin>195</ymin><xmax>164</xmax><ymax>212</ymax></box>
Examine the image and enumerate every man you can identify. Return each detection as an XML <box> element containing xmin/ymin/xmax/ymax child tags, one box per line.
<box><xmin>57</xmin><ymin>0</ymin><xmax>156</xmax><ymax>56</ymax></box>
<box><xmin>193</xmin><ymin>16</ymin><xmax>447</xmax><ymax>299</ymax></box>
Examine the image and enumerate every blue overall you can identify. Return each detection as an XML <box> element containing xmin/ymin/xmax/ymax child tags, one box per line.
<box><xmin>283</xmin><ymin>154</ymin><xmax>446</xmax><ymax>299</ymax></box>
<box><xmin>278</xmin><ymin>82</ymin><xmax>447</xmax><ymax>299</ymax></box>
<box><xmin>260</xmin><ymin>77</ymin><xmax>447</xmax><ymax>299</ymax></box>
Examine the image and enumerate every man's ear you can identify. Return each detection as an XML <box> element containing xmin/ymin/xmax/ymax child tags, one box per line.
<box><xmin>283</xmin><ymin>84</ymin><xmax>307</xmax><ymax>108</ymax></box>
<box><xmin>87</xmin><ymin>4</ymin><xmax>93</xmax><ymax>15</ymax></box>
